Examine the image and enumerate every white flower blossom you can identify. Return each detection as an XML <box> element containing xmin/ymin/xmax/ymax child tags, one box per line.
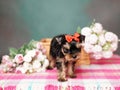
<box><xmin>85</xmin><ymin>37</ymin><xmax>90</xmax><ymax>44</ymax></box>
<box><xmin>24</xmin><ymin>55</ymin><xmax>32</xmax><ymax>62</ymax></box>
<box><xmin>36</xmin><ymin>42</ymin><xmax>43</xmax><ymax>49</ymax></box>
<box><xmin>2</xmin><ymin>55</ymin><xmax>10</xmax><ymax>63</ymax></box>
<box><xmin>23</xmin><ymin>62</ymin><xmax>31</xmax><ymax>69</ymax></box>
<box><xmin>92</xmin><ymin>23</ymin><xmax>103</xmax><ymax>34</ymax></box>
<box><xmin>32</xmin><ymin>60</ymin><xmax>41</xmax><ymax>69</ymax></box>
<box><xmin>102</xmin><ymin>51</ymin><xmax>113</xmax><ymax>58</ymax></box>
<box><xmin>105</xmin><ymin>32</ymin><xmax>117</xmax><ymax>42</ymax></box>
<box><xmin>16</xmin><ymin>66</ymin><xmax>27</xmax><ymax>74</ymax></box>
<box><xmin>2</xmin><ymin>55</ymin><xmax>9</xmax><ymax>60</ymax></box>
<box><xmin>43</xmin><ymin>59</ymin><xmax>49</xmax><ymax>68</ymax></box>
<box><xmin>98</xmin><ymin>34</ymin><xmax>106</xmax><ymax>46</ymax></box>
<box><xmin>81</xmin><ymin>27</ymin><xmax>92</xmax><ymax>36</ymax></box>
<box><xmin>92</xmin><ymin>45</ymin><xmax>102</xmax><ymax>53</ymax></box>
<box><xmin>37</xmin><ymin>53</ymin><xmax>46</xmax><ymax>61</ymax></box>
<box><xmin>84</xmin><ymin>43</ymin><xmax>94</xmax><ymax>53</ymax></box>
<box><xmin>26</xmin><ymin>49</ymin><xmax>36</xmax><ymax>57</ymax></box>
<box><xmin>110</xmin><ymin>42</ymin><xmax>118</xmax><ymax>51</ymax></box>
<box><xmin>14</xmin><ymin>54</ymin><xmax>24</xmax><ymax>64</ymax></box>
<box><xmin>89</xmin><ymin>34</ymin><xmax>98</xmax><ymax>44</ymax></box>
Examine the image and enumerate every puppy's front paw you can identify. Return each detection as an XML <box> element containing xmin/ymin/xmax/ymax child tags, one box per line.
<box><xmin>69</xmin><ymin>74</ymin><xmax>77</xmax><ymax>78</ymax></box>
<box><xmin>47</xmin><ymin>66</ymin><xmax>54</xmax><ymax>70</ymax></box>
<box><xmin>58</xmin><ymin>78</ymin><xmax>68</xmax><ymax>82</ymax></box>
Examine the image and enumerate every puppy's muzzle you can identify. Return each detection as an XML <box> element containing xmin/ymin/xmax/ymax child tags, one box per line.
<box><xmin>72</xmin><ymin>54</ymin><xmax>77</xmax><ymax>59</ymax></box>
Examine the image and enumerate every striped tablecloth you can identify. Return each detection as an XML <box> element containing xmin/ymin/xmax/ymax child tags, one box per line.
<box><xmin>0</xmin><ymin>55</ymin><xmax>120</xmax><ymax>90</ymax></box>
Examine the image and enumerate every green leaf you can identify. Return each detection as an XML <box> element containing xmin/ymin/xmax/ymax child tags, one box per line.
<box><xmin>90</xmin><ymin>19</ymin><xmax>96</xmax><ymax>28</ymax></box>
<box><xmin>27</xmin><ymin>40</ymin><xmax>36</xmax><ymax>49</ymax></box>
<box><xmin>8</xmin><ymin>40</ymin><xmax>38</xmax><ymax>57</ymax></box>
<box><xmin>9</xmin><ymin>48</ymin><xmax>18</xmax><ymax>58</ymax></box>
<box><xmin>76</xmin><ymin>26</ymin><xmax>81</xmax><ymax>33</ymax></box>
<box><xmin>18</xmin><ymin>44</ymin><xmax>28</xmax><ymax>55</ymax></box>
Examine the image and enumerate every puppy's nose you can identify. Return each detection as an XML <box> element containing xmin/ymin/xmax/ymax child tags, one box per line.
<box><xmin>72</xmin><ymin>55</ymin><xmax>77</xmax><ymax>59</ymax></box>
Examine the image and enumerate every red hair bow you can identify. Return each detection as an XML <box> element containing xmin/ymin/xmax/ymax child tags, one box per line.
<box><xmin>65</xmin><ymin>32</ymin><xmax>80</xmax><ymax>43</ymax></box>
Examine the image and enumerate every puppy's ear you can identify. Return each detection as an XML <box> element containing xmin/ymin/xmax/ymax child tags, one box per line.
<box><xmin>56</xmin><ymin>37</ymin><xmax>62</xmax><ymax>45</ymax></box>
<box><xmin>80</xmin><ymin>34</ymin><xmax>85</xmax><ymax>43</ymax></box>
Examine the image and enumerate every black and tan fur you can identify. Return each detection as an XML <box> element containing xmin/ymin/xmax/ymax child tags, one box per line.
<box><xmin>47</xmin><ymin>33</ymin><xmax>85</xmax><ymax>82</ymax></box>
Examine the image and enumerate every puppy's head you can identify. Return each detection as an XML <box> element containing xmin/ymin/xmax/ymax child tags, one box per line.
<box><xmin>62</xmin><ymin>41</ymin><xmax>81</xmax><ymax>61</ymax></box>
<box><xmin>58</xmin><ymin>32</ymin><xmax>85</xmax><ymax>61</ymax></box>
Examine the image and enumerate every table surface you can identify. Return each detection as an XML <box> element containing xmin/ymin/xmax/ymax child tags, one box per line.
<box><xmin>0</xmin><ymin>55</ymin><xmax>120</xmax><ymax>90</ymax></box>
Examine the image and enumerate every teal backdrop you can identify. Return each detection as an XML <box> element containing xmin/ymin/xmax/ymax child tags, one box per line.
<box><xmin>16</xmin><ymin>0</ymin><xmax>91</xmax><ymax>39</ymax></box>
<box><xmin>0</xmin><ymin>0</ymin><xmax>120</xmax><ymax>58</ymax></box>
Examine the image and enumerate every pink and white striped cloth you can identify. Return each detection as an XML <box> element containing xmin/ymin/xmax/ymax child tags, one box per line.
<box><xmin>0</xmin><ymin>55</ymin><xmax>120</xmax><ymax>90</ymax></box>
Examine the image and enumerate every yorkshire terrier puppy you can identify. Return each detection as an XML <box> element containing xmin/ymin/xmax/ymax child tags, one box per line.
<box><xmin>47</xmin><ymin>32</ymin><xmax>85</xmax><ymax>82</ymax></box>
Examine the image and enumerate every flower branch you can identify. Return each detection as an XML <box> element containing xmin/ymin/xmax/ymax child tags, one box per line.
<box><xmin>81</xmin><ymin>22</ymin><xmax>119</xmax><ymax>59</ymax></box>
<box><xmin>0</xmin><ymin>40</ymin><xmax>49</xmax><ymax>74</ymax></box>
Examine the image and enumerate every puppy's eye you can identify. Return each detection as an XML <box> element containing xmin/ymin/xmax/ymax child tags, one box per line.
<box><xmin>63</xmin><ymin>48</ymin><xmax>69</xmax><ymax>53</ymax></box>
